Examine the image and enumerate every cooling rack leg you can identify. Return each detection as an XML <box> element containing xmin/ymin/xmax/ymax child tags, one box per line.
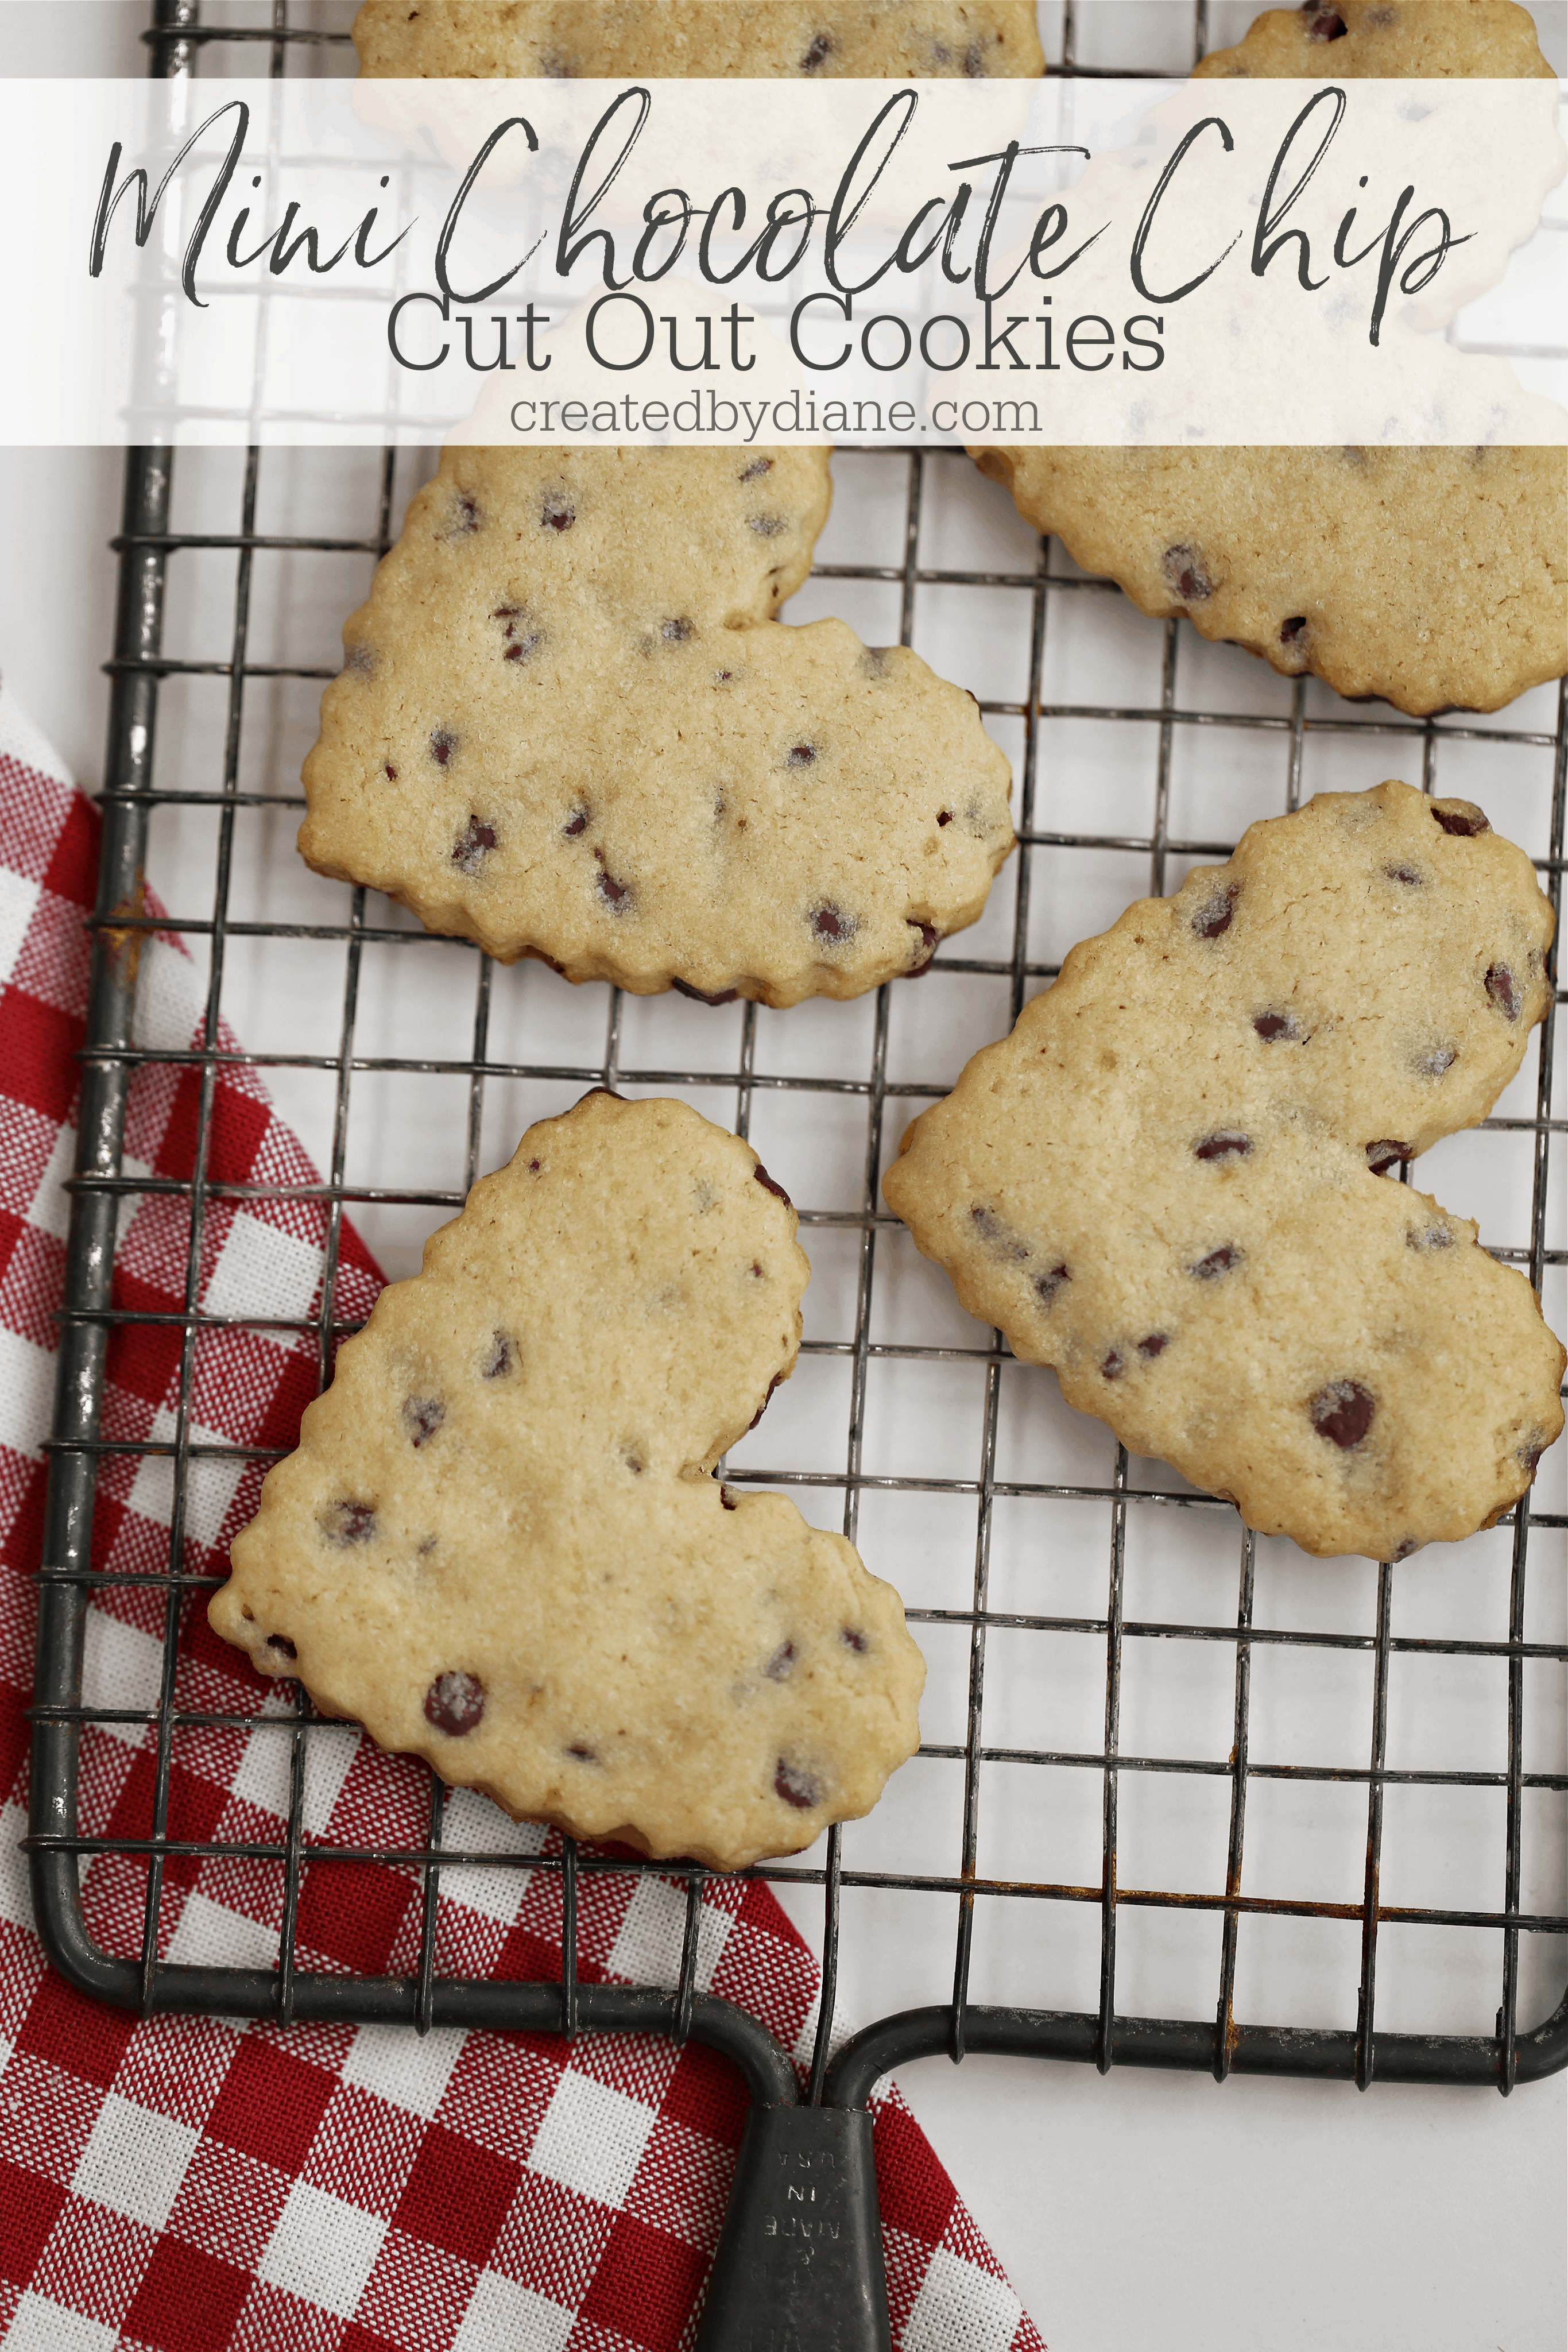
<box><xmin>695</xmin><ymin>2103</ymin><xmax>891</xmax><ymax>2350</ymax></box>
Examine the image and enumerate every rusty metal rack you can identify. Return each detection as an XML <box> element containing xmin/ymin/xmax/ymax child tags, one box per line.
<box><xmin>27</xmin><ymin>2</ymin><xmax>1568</xmax><ymax>2343</ymax></box>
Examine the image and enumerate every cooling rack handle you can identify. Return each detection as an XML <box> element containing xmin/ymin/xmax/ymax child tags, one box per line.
<box><xmin>695</xmin><ymin>2103</ymin><xmax>891</xmax><ymax>2351</ymax></box>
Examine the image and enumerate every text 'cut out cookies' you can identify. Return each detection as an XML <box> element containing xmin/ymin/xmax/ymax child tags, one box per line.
<box><xmin>300</xmin><ymin>447</ymin><xmax>1014</xmax><ymax>1008</ymax></box>
<box><xmin>210</xmin><ymin>1092</ymin><xmax>924</xmax><ymax>1871</ymax></box>
<box><xmin>885</xmin><ymin>781</ymin><xmax>1565</xmax><ymax>1562</ymax></box>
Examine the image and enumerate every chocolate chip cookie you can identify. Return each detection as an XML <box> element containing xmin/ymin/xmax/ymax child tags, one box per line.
<box><xmin>1193</xmin><ymin>0</ymin><xmax>1555</xmax><ymax>79</ymax></box>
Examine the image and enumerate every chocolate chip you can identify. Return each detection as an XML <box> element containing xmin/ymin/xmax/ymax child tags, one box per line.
<box><xmin>323</xmin><ymin>1499</ymin><xmax>376</xmax><ymax>1546</ymax></box>
<box><xmin>963</xmin><ymin>39</ymin><xmax>986</xmax><ymax>74</ymax></box>
<box><xmin>1384</xmin><ymin>864</ymin><xmax>1423</xmax><ymax>885</ymax></box>
<box><xmin>1310</xmin><ymin>1379</ymin><xmax>1375</xmax><ymax>1449</ymax></box>
<box><xmin>266</xmin><ymin>1635</ymin><xmax>297</xmax><ymax>1661</ymax></box>
<box><xmin>765</xmin><ymin>1642</ymin><xmax>796</xmax><ymax>1681</ymax></box>
<box><xmin>1138</xmin><ymin>1333</ymin><xmax>1168</xmax><ymax>1359</ymax></box>
<box><xmin>841</xmin><ymin>1627</ymin><xmax>868</xmax><ymax>1653</ymax></box>
<box><xmin>672</xmin><ymin>976</ymin><xmax>741</xmax><ymax>1005</ymax></box>
<box><xmin>1407</xmin><ymin>1224</ymin><xmax>1453</xmax><ymax>1251</ymax></box>
<box><xmin>788</xmin><ymin>744</ymin><xmax>818</xmax><ymax>767</ymax></box>
<box><xmin>1192</xmin><ymin>883</ymin><xmax>1238</xmax><ymax>939</ymax></box>
<box><xmin>661</xmin><ymin>617</ymin><xmax>695</xmax><ymax>641</ymax></box>
<box><xmin>1195</xmin><ymin>1132</ymin><xmax>1251</xmax><ymax>1162</ymax></box>
<box><xmin>800</xmin><ymin>31</ymin><xmax>833</xmax><ymax>69</ymax></box>
<box><xmin>483</xmin><ymin>1332</ymin><xmax>514</xmax><ymax>1377</ymax></box>
<box><xmin>1253</xmin><ymin>1011</ymin><xmax>1299</xmax><ymax>1042</ymax></box>
<box><xmin>937</xmin><ymin>810</ymin><xmax>953</xmax><ymax>827</ymax></box>
<box><xmin>402</xmin><ymin>1396</ymin><xmax>445</xmax><ymax>1446</ymax></box>
<box><xmin>425</xmin><ymin>1670</ymin><xmax>484</xmax><ymax>1736</ymax></box>
<box><xmin>541</xmin><ymin>493</ymin><xmax>574</xmax><ymax>532</ymax></box>
<box><xmin>1431</xmin><ymin>799</ymin><xmax>1490</xmax><ymax>838</ymax></box>
<box><xmin>452</xmin><ymin>816</ymin><xmax>497</xmax><ymax>873</ymax></box>
<box><xmin>1415</xmin><ymin>1045</ymin><xmax>1457</xmax><ymax>1077</ymax></box>
<box><xmin>1518</xmin><ymin>1431</ymin><xmax>1550</xmax><ymax>1476</ymax></box>
<box><xmin>1190</xmin><ymin>1244</ymin><xmax>1241</xmax><ymax>1280</ymax></box>
<box><xmin>384</xmin><ymin>763</ymin><xmax>398</xmax><ymax>782</ymax></box>
<box><xmin>1279</xmin><ymin>616</ymin><xmax>1308</xmax><ymax>643</ymax></box>
<box><xmin>1304</xmin><ymin>7</ymin><xmax>1349</xmax><ymax>39</ymax></box>
<box><xmin>810</xmin><ymin>903</ymin><xmax>854</xmax><ymax>943</ymax></box>
<box><xmin>1366</xmin><ymin>1140</ymin><xmax>1411</xmax><ymax>1174</ymax></box>
<box><xmin>528</xmin><ymin>1159</ymin><xmax>542</xmax><ymax>1173</ymax></box>
<box><xmin>596</xmin><ymin>860</ymin><xmax>632</xmax><ymax>911</ymax></box>
<box><xmin>622</xmin><ymin>1449</ymin><xmax>644</xmax><ymax>1476</ymax></box>
<box><xmin>446</xmin><ymin>493</ymin><xmax>482</xmax><ymax>536</ymax></box>
<box><xmin>1102</xmin><ymin>1350</ymin><xmax>1124</xmax><ymax>1380</ymax></box>
<box><xmin>748</xmin><ymin>516</ymin><xmax>787</xmax><ymax>537</ymax></box>
<box><xmin>739</xmin><ymin>458</ymin><xmax>773</xmax><ymax>482</ymax></box>
<box><xmin>754</xmin><ymin>1162</ymin><xmax>791</xmax><ymax>1206</ymax></box>
<box><xmin>1162</xmin><ymin>543</ymin><xmax>1214</xmax><ymax>602</ymax></box>
<box><xmin>907</xmin><ymin>920</ymin><xmax>939</xmax><ymax>974</ymax></box>
<box><xmin>750</xmin><ymin>1261</ymin><xmax>764</xmax><ymax>1278</ymax></box>
<box><xmin>775</xmin><ymin>1758</ymin><xmax>820</xmax><ymax>1807</ymax></box>
<box><xmin>749</xmin><ymin>1371</ymin><xmax>784</xmax><ymax>1432</ymax></box>
<box><xmin>1485</xmin><ymin>964</ymin><xmax>1521</xmax><ymax>1022</ymax></box>
<box><xmin>1035</xmin><ymin>1262</ymin><xmax>1070</xmax><ymax>1306</ymax></box>
<box><xmin>970</xmin><ymin>1204</ymin><xmax>1028</xmax><ymax>1262</ymax></box>
<box><xmin>563</xmin><ymin>808</ymin><xmax>589</xmax><ymax>837</ymax></box>
<box><xmin>429</xmin><ymin>728</ymin><xmax>456</xmax><ymax>767</ymax></box>
<box><xmin>721</xmin><ymin>1486</ymin><xmax>739</xmax><ymax>1510</ymax></box>
<box><xmin>565</xmin><ymin>1742</ymin><xmax>597</xmax><ymax>1763</ymax></box>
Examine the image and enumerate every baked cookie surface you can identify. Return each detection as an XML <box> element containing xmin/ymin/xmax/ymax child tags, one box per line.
<box><xmin>351</xmin><ymin>0</ymin><xmax>1046</xmax><ymax>76</ymax></box>
<box><xmin>970</xmin><ymin>446</ymin><xmax>1568</xmax><ymax>718</ymax></box>
<box><xmin>1193</xmin><ymin>0</ymin><xmax>1555</xmax><ymax>79</ymax></box>
<box><xmin>301</xmin><ymin>447</ymin><xmax>1014</xmax><ymax>1006</ymax></box>
<box><xmin>210</xmin><ymin>1092</ymin><xmax>925</xmax><ymax>1871</ymax></box>
<box><xmin>884</xmin><ymin>781</ymin><xmax>1564</xmax><ymax>1561</ymax></box>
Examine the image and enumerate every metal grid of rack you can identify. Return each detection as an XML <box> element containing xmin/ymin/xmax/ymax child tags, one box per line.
<box><xmin>28</xmin><ymin>20</ymin><xmax>1568</xmax><ymax>2319</ymax></box>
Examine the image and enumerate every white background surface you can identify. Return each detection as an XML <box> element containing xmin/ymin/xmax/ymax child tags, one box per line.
<box><xmin>2</xmin><ymin>7</ymin><xmax>1567</xmax><ymax>2350</ymax></box>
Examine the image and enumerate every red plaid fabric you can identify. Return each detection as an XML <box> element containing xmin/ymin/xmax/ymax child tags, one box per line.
<box><xmin>0</xmin><ymin>681</ymin><xmax>1046</xmax><ymax>2351</ymax></box>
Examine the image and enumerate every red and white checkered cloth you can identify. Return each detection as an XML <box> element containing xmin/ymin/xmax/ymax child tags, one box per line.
<box><xmin>0</xmin><ymin>679</ymin><xmax>1046</xmax><ymax>2351</ymax></box>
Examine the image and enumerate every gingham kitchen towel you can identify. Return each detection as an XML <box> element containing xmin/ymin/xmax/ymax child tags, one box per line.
<box><xmin>0</xmin><ymin>679</ymin><xmax>1045</xmax><ymax>2351</ymax></box>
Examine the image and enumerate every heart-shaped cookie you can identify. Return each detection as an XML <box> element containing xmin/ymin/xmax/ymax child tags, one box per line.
<box><xmin>211</xmin><ymin>1091</ymin><xmax>924</xmax><ymax>1869</ymax></box>
<box><xmin>884</xmin><ymin>780</ymin><xmax>1564</xmax><ymax>1560</ymax></box>
<box><xmin>301</xmin><ymin>447</ymin><xmax>1015</xmax><ymax>1007</ymax></box>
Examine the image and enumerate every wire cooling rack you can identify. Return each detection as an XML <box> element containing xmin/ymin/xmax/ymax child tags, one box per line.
<box><xmin>26</xmin><ymin>1</ymin><xmax>1568</xmax><ymax>2341</ymax></box>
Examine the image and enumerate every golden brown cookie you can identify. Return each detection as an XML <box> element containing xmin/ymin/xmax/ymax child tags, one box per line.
<box><xmin>1193</xmin><ymin>0</ymin><xmax>1554</xmax><ymax>79</ymax></box>
<box><xmin>351</xmin><ymin>0</ymin><xmax>1046</xmax><ymax>76</ymax></box>
<box><xmin>970</xmin><ymin>446</ymin><xmax>1568</xmax><ymax>718</ymax></box>
<box><xmin>884</xmin><ymin>781</ymin><xmax>1565</xmax><ymax>1561</ymax></box>
<box><xmin>211</xmin><ymin>1092</ymin><xmax>925</xmax><ymax>1871</ymax></box>
<box><xmin>301</xmin><ymin>447</ymin><xmax>1015</xmax><ymax>1005</ymax></box>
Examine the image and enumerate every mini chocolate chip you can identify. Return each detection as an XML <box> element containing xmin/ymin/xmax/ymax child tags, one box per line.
<box><xmin>739</xmin><ymin>458</ymin><xmax>773</xmax><ymax>482</ymax></box>
<box><xmin>1192</xmin><ymin>883</ymin><xmax>1238</xmax><ymax>939</ymax></box>
<box><xmin>1391</xmin><ymin>1537</ymin><xmax>1419</xmax><ymax>1563</ymax></box>
<box><xmin>483</xmin><ymin>1332</ymin><xmax>514</xmax><ymax>1377</ymax></box>
<box><xmin>1195</xmin><ymin>1132</ymin><xmax>1251</xmax><ymax>1162</ymax></box>
<box><xmin>528</xmin><ymin>1158</ymin><xmax>541</xmax><ymax>1173</ymax></box>
<box><xmin>1035</xmin><ymin>1262</ymin><xmax>1070</xmax><ymax>1306</ymax></box>
<box><xmin>563</xmin><ymin>808</ymin><xmax>589</xmax><ymax>837</ymax></box>
<box><xmin>384</xmin><ymin>763</ymin><xmax>397</xmax><ymax>781</ymax></box>
<box><xmin>788</xmin><ymin>744</ymin><xmax>818</xmax><ymax>767</ymax></box>
<box><xmin>970</xmin><ymin>1204</ymin><xmax>1028</xmax><ymax>1262</ymax></box>
<box><xmin>754</xmin><ymin>1162</ymin><xmax>791</xmax><ymax>1206</ymax></box>
<box><xmin>1138</xmin><ymin>1333</ymin><xmax>1168</xmax><ymax>1359</ymax></box>
<box><xmin>1485</xmin><ymin>964</ymin><xmax>1521</xmax><ymax>1022</ymax></box>
<box><xmin>811</xmin><ymin>903</ymin><xmax>853</xmax><ymax>943</ymax></box>
<box><xmin>1162</xmin><ymin>543</ymin><xmax>1213</xmax><ymax>602</ymax></box>
<box><xmin>721</xmin><ymin>1486</ymin><xmax>739</xmax><ymax>1510</ymax></box>
<box><xmin>447</xmin><ymin>493</ymin><xmax>482</xmax><ymax>535</ymax></box>
<box><xmin>1407</xmin><ymin>1224</ymin><xmax>1453</xmax><ymax>1251</ymax></box>
<box><xmin>425</xmin><ymin>1670</ymin><xmax>484</xmax><ymax>1736</ymax></box>
<box><xmin>266</xmin><ymin>1635</ymin><xmax>297</xmax><ymax>1661</ymax></box>
<box><xmin>672</xmin><ymin>977</ymin><xmax>740</xmax><ymax>1005</ymax></box>
<box><xmin>749</xmin><ymin>1371</ymin><xmax>784</xmax><ymax>1432</ymax></box>
<box><xmin>597</xmin><ymin>864</ymin><xmax>632</xmax><ymax>910</ymax></box>
<box><xmin>841</xmin><ymin>1627</ymin><xmax>868</xmax><ymax>1653</ymax></box>
<box><xmin>1305</xmin><ymin>7</ymin><xmax>1348</xmax><ymax>38</ymax></box>
<box><xmin>1279</xmin><ymin>616</ymin><xmax>1308</xmax><ymax>643</ymax></box>
<box><xmin>937</xmin><ymin>810</ymin><xmax>953</xmax><ymax>827</ymax></box>
<box><xmin>1366</xmin><ymin>1140</ymin><xmax>1411</xmax><ymax>1174</ymax></box>
<box><xmin>1384</xmin><ymin>864</ymin><xmax>1423</xmax><ymax>885</ymax></box>
<box><xmin>750</xmin><ymin>1261</ymin><xmax>763</xmax><ymax>1278</ymax></box>
<box><xmin>402</xmin><ymin>1396</ymin><xmax>445</xmax><ymax>1446</ymax></box>
<box><xmin>452</xmin><ymin>816</ymin><xmax>497</xmax><ymax>873</ymax></box>
<box><xmin>541</xmin><ymin>493</ymin><xmax>574</xmax><ymax>531</ymax></box>
<box><xmin>1253</xmin><ymin>1011</ymin><xmax>1299</xmax><ymax>1042</ymax></box>
<box><xmin>765</xmin><ymin>1641</ymin><xmax>796</xmax><ymax>1681</ymax></box>
<box><xmin>429</xmin><ymin>728</ymin><xmax>456</xmax><ymax>767</ymax></box>
<box><xmin>800</xmin><ymin>31</ymin><xmax>833</xmax><ymax>69</ymax></box>
<box><xmin>565</xmin><ymin>1742</ymin><xmax>597</xmax><ymax>1763</ymax></box>
<box><xmin>1310</xmin><ymin>1379</ymin><xmax>1375</xmax><ymax>1449</ymax></box>
<box><xmin>1519</xmin><ymin>1432</ymin><xmax>1550</xmax><ymax>1476</ymax></box>
<box><xmin>622</xmin><ymin>1449</ymin><xmax>644</xmax><ymax>1475</ymax></box>
<box><xmin>1190</xmin><ymin>1244</ymin><xmax>1241</xmax><ymax>1280</ymax></box>
<box><xmin>1415</xmin><ymin>1045</ymin><xmax>1457</xmax><ymax>1077</ymax></box>
<box><xmin>1431</xmin><ymin>798</ymin><xmax>1490</xmax><ymax>837</ymax></box>
<box><xmin>748</xmin><ymin>515</ymin><xmax>787</xmax><ymax>537</ymax></box>
<box><xmin>775</xmin><ymin>1758</ymin><xmax>821</xmax><ymax>1807</ymax></box>
<box><xmin>907</xmin><ymin>920</ymin><xmax>939</xmax><ymax>974</ymax></box>
<box><xmin>661</xmin><ymin>617</ymin><xmax>695</xmax><ymax>641</ymax></box>
<box><xmin>1102</xmin><ymin>1349</ymin><xmax>1124</xmax><ymax>1380</ymax></box>
<box><xmin>323</xmin><ymin>1499</ymin><xmax>376</xmax><ymax>1546</ymax></box>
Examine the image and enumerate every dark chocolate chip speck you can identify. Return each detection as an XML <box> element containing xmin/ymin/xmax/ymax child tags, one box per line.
<box><xmin>1310</xmin><ymin>1379</ymin><xmax>1375</xmax><ymax>1449</ymax></box>
<box><xmin>775</xmin><ymin>1758</ymin><xmax>821</xmax><ymax>1807</ymax></box>
<box><xmin>765</xmin><ymin>1641</ymin><xmax>796</xmax><ymax>1682</ymax></box>
<box><xmin>402</xmin><ymin>1396</ymin><xmax>445</xmax><ymax>1446</ymax></box>
<box><xmin>800</xmin><ymin>32</ymin><xmax>833</xmax><ymax>69</ymax></box>
<box><xmin>429</xmin><ymin>728</ymin><xmax>456</xmax><ymax>767</ymax></box>
<box><xmin>597</xmin><ymin>862</ymin><xmax>632</xmax><ymax>910</ymax></box>
<box><xmin>841</xmin><ymin>1627</ymin><xmax>868</xmax><ymax>1653</ymax></box>
<box><xmin>1366</xmin><ymin>1140</ymin><xmax>1412</xmax><ymax>1174</ymax></box>
<box><xmin>384</xmin><ymin>763</ymin><xmax>398</xmax><ymax>782</ymax></box>
<box><xmin>788</xmin><ymin>744</ymin><xmax>818</xmax><ymax>768</ymax></box>
<box><xmin>1192</xmin><ymin>884</ymin><xmax>1238</xmax><ymax>939</ymax></box>
<box><xmin>661</xmin><ymin>617</ymin><xmax>695</xmax><ymax>642</ymax></box>
<box><xmin>1306</xmin><ymin>9</ymin><xmax>1349</xmax><ymax>41</ymax></box>
<box><xmin>739</xmin><ymin>458</ymin><xmax>773</xmax><ymax>482</ymax></box>
<box><xmin>452</xmin><ymin>817</ymin><xmax>497</xmax><ymax>873</ymax></box>
<box><xmin>748</xmin><ymin>515</ymin><xmax>787</xmax><ymax>537</ymax></box>
<box><xmin>542</xmin><ymin>493</ymin><xmax>575</xmax><ymax>532</ymax></box>
<box><xmin>721</xmin><ymin>1486</ymin><xmax>739</xmax><ymax>1510</ymax></box>
<box><xmin>749</xmin><ymin>1371</ymin><xmax>784</xmax><ymax>1432</ymax></box>
<box><xmin>1102</xmin><ymin>1350</ymin><xmax>1124</xmax><ymax>1380</ymax></box>
<box><xmin>1190</xmin><ymin>1244</ymin><xmax>1241</xmax><ymax>1280</ymax></box>
<box><xmin>1415</xmin><ymin>1045</ymin><xmax>1458</xmax><ymax>1077</ymax></box>
<box><xmin>1431</xmin><ymin>799</ymin><xmax>1490</xmax><ymax>837</ymax></box>
<box><xmin>1138</xmin><ymin>1333</ymin><xmax>1168</xmax><ymax>1359</ymax></box>
<box><xmin>483</xmin><ymin>1332</ymin><xmax>514</xmax><ymax>1378</ymax></box>
<box><xmin>811</xmin><ymin>903</ymin><xmax>852</xmax><ymax>943</ymax></box>
<box><xmin>907</xmin><ymin>919</ymin><xmax>939</xmax><ymax>974</ymax></box>
<box><xmin>1163</xmin><ymin>543</ymin><xmax>1214</xmax><ymax>602</ymax></box>
<box><xmin>754</xmin><ymin>1161</ymin><xmax>791</xmax><ymax>1206</ymax></box>
<box><xmin>1385</xmin><ymin>864</ymin><xmax>1423</xmax><ymax>886</ymax></box>
<box><xmin>324</xmin><ymin>1499</ymin><xmax>376</xmax><ymax>1546</ymax></box>
<box><xmin>1035</xmin><ymin>1262</ymin><xmax>1070</xmax><ymax>1306</ymax></box>
<box><xmin>563</xmin><ymin>808</ymin><xmax>589</xmax><ymax>837</ymax></box>
<box><xmin>1195</xmin><ymin>1132</ymin><xmax>1251</xmax><ymax>1162</ymax></box>
<box><xmin>424</xmin><ymin>1670</ymin><xmax>484</xmax><ymax>1735</ymax></box>
<box><xmin>1253</xmin><ymin>1011</ymin><xmax>1299</xmax><ymax>1042</ymax></box>
<box><xmin>937</xmin><ymin>810</ymin><xmax>953</xmax><ymax>827</ymax></box>
<box><xmin>1407</xmin><ymin>1224</ymin><xmax>1454</xmax><ymax>1252</ymax></box>
<box><xmin>1485</xmin><ymin>964</ymin><xmax>1521</xmax><ymax>1022</ymax></box>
